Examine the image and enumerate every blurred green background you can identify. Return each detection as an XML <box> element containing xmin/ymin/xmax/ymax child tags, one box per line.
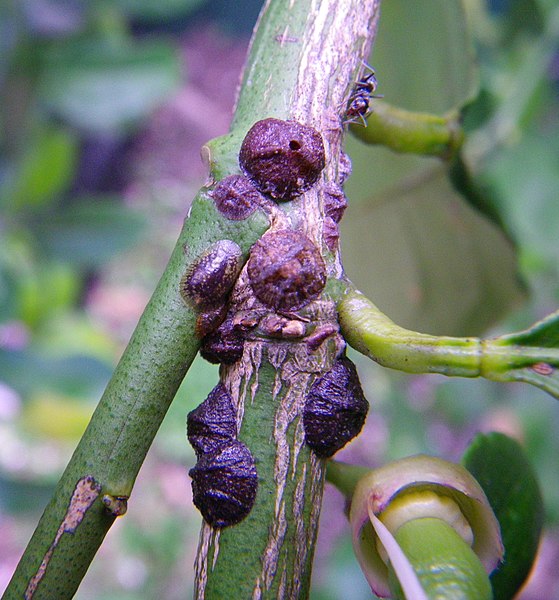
<box><xmin>0</xmin><ymin>0</ymin><xmax>558</xmax><ymax>598</ymax></box>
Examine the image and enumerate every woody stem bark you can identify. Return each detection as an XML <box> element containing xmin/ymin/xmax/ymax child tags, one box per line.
<box><xmin>194</xmin><ymin>1</ymin><xmax>381</xmax><ymax>598</ymax></box>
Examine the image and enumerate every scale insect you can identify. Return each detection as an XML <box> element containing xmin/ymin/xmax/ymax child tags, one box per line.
<box><xmin>344</xmin><ymin>65</ymin><xmax>381</xmax><ymax>127</ymax></box>
<box><xmin>187</xmin><ymin>383</ymin><xmax>259</xmax><ymax>528</ymax></box>
<box><xmin>303</xmin><ymin>356</ymin><xmax>369</xmax><ymax>458</ymax></box>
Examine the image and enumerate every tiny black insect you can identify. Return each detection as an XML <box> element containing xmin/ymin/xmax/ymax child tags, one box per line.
<box><xmin>344</xmin><ymin>65</ymin><xmax>381</xmax><ymax>127</ymax></box>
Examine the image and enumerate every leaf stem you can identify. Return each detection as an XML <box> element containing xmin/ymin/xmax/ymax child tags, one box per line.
<box><xmin>339</xmin><ymin>286</ymin><xmax>559</xmax><ymax>399</ymax></box>
<box><xmin>352</xmin><ymin>102</ymin><xmax>464</xmax><ymax>159</ymax></box>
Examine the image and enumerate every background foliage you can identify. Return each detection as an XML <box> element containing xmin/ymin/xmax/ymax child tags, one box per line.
<box><xmin>0</xmin><ymin>0</ymin><xmax>558</xmax><ymax>598</ymax></box>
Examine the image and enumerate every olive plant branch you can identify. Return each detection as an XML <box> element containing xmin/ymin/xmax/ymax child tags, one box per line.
<box><xmin>3</xmin><ymin>128</ymin><xmax>270</xmax><ymax>600</ymax></box>
<box><xmin>339</xmin><ymin>285</ymin><xmax>559</xmax><ymax>400</ymax></box>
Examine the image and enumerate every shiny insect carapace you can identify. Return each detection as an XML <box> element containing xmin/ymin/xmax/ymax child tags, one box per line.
<box><xmin>344</xmin><ymin>64</ymin><xmax>381</xmax><ymax>127</ymax></box>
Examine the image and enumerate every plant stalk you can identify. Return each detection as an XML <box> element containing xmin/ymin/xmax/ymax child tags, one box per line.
<box><xmin>4</xmin><ymin>190</ymin><xmax>269</xmax><ymax>600</ymax></box>
<box><xmin>193</xmin><ymin>0</ymin><xmax>381</xmax><ymax>598</ymax></box>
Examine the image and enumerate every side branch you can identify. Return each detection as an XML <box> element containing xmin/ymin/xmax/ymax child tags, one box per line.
<box><xmin>350</xmin><ymin>101</ymin><xmax>464</xmax><ymax>159</ymax></box>
<box><xmin>339</xmin><ymin>286</ymin><xmax>559</xmax><ymax>399</ymax></box>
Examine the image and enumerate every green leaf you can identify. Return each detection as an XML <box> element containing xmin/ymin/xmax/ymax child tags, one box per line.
<box><xmin>448</xmin><ymin>153</ymin><xmax>512</xmax><ymax>239</ymax></box>
<box><xmin>346</xmin><ymin>0</ymin><xmax>478</xmax><ymax>207</ymax></box>
<box><xmin>1</xmin><ymin>126</ymin><xmax>78</xmax><ymax>210</ymax></box>
<box><xmin>38</xmin><ymin>37</ymin><xmax>181</xmax><ymax>133</ymax></box>
<box><xmin>370</xmin><ymin>0</ymin><xmax>477</xmax><ymax>115</ymax></box>
<box><xmin>502</xmin><ymin>309</ymin><xmax>559</xmax><ymax>348</ymax></box>
<box><xmin>31</xmin><ymin>197</ymin><xmax>147</xmax><ymax>267</ymax></box>
<box><xmin>484</xmin><ymin>310</ymin><xmax>559</xmax><ymax>399</ymax></box>
<box><xmin>17</xmin><ymin>262</ymin><xmax>80</xmax><ymax>328</ymax></box>
<box><xmin>340</xmin><ymin>168</ymin><xmax>526</xmax><ymax>336</ymax></box>
<box><xmin>340</xmin><ymin>0</ymin><xmax>526</xmax><ymax>335</ymax></box>
<box><xmin>463</xmin><ymin>432</ymin><xmax>544</xmax><ymax>600</ymax></box>
<box><xmin>487</xmin><ymin>124</ymin><xmax>559</xmax><ymax>266</ymax></box>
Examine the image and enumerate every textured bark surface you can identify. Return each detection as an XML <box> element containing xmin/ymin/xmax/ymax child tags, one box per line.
<box><xmin>193</xmin><ymin>1</ymin><xmax>381</xmax><ymax>598</ymax></box>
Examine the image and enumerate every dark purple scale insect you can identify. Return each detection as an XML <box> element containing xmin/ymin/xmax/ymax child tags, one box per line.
<box><xmin>303</xmin><ymin>356</ymin><xmax>369</xmax><ymax>458</ymax></box>
<box><xmin>239</xmin><ymin>118</ymin><xmax>325</xmax><ymax>201</ymax></box>
<box><xmin>189</xmin><ymin>440</ymin><xmax>258</xmax><ymax>528</ymax></box>
<box><xmin>187</xmin><ymin>383</ymin><xmax>237</xmax><ymax>457</ymax></box>
<box><xmin>344</xmin><ymin>66</ymin><xmax>381</xmax><ymax>127</ymax></box>
<box><xmin>180</xmin><ymin>240</ymin><xmax>242</xmax><ymax>309</ymax></box>
<box><xmin>247</xmin><ymin>229</ymin><xmax>327</xmax><ymax>312</ymax></box>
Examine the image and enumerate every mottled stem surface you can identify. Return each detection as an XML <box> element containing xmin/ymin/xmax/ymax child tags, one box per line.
<box><xmin>194</xmin><ymin>1</ymin><xmax>381</xmax><ymax>598</ymax></box>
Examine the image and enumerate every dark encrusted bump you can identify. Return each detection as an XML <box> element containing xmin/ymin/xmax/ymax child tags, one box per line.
<box><xmin>181</xmin><ymin>240</ymin><xmax>242</xmax><ymax>308</ymax></box>
<box><xmin>187</xmin><ymin>383</ymin><xmax>237</xmax><ymax>457</ymax></box>
<box><xmin>239</xmin><ymin>118</ymin><xmax>325</xmax><ymax>201</ymax></box>
<box><xmin>200</xmin><ymin>315</ymin><xmax>245</xmax><ymax>364</ymax></box>
<box><xmin>189</xmin><ymin>440</ymin><xmax>258</xmax><ymax>528</ymax></box>
<box><xmin>211</xmin><ymin>174</ymin><xmax>263</xmax><ymax>220</ymax></box>
<box><xmin>195</xmin><ymin>303</ymin><xmax>228</xmax><ymax>339</ymax></box>
<box><xmin>323</xmin><ymin>182</ymin><xmax>348</xmax><ymax>223</ymax></box>
<box><xmin>247</xmin><ymin>229</ymin><xmax>326</xmax><ymax>312</ymax></box>
<box><xmin>303</xmin><ymin>357</ymin><xmax>369</xmax><ymax>458</ymax></box>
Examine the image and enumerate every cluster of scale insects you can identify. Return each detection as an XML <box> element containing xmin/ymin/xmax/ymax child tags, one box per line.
<box><xmin>181</xmin><ymin>114</ymin><xmax>370</xmax><ymax>528</ymax></box>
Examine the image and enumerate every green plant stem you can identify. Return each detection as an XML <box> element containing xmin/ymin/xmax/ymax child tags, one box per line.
<box><xmin>339</xmin><ymin>286</ymin><xmax>559</xmax><ymax>399</ymax></box>
<box><xmin>325</xmin><ymin>460</ymin><xmax>369</xmax><ymax>499</ymax></box>
<box><xmin>4</xmin><ymin>194</ymin><xmax>269</xmax><ymax>598</ymax></box>
<box><xmin>192</xmin><ymin>1</ymin><xmax>381</xmax><ymax>598</ymax></box>
<box><xmin>389</xmin><ymin>518</ymin><xmax>492</xmax><ymax>600</ymax></box>
<box><xmin>351</xmin><ymin>101</ymin><xmax>464</xmax><ymax>159</ymax></box>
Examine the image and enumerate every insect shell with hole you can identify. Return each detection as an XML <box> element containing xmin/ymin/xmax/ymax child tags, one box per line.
<box><xmin>344</xmin><ymin>66</ymin><xmax>381</xmax><ymax>127</ymax></box>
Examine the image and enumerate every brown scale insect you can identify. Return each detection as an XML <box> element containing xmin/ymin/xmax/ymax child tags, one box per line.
<box><xmin>239</xmin><ymin>118</ymin><xmax>325</xmax><ymax>201</ymax></box>
<box><xmin>180</xmin><ymin>240</ymin><xmax>242</xmax><ymax>309</ymax></box>
<box><xmin>303</xmin><ymin>356</ymin><xmax>369</xmax><ymax>458</ymax></box>
<box><xmin>210</xmin><ymin>174</ymin><xmax>265</xmax><ymax>221</ymax></box>
<box><xmin>247</xmin><ymin>229</ymin><xmax>327</xmax><ymax>312</ymax></box>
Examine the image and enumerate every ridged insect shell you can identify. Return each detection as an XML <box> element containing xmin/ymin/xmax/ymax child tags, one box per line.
<box><xmin>187</xmin><ymin>383</ymin><xmax>237</xmax><ymax>457</ymax></box>
<box><xmin>189</xmin><ymin>440</ymin><xmax>258</xmax><ymax>528</ymax></box>
<box><xmin>247</xmin><ymin>229</ymin><xmax>326</xmax><ymax>312</ymax></box>
<box><xmin>303</xmin><ymin>356</ymin><xmax>369</xmax><ymax>458</ymax></box>
<box><xmin>211</xmin><ymin>174</ymin><xmax>264</xmax><ymax>220</ymax></box>
<box><xmin>181</xmin><ymin>240</ymin><xmax>242</xmax><ymax>308</ymax></box>
<box><xmin>239</xmin><ymin>118</ymin><xmax>325</xmax><ymax>201</ymax></box>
